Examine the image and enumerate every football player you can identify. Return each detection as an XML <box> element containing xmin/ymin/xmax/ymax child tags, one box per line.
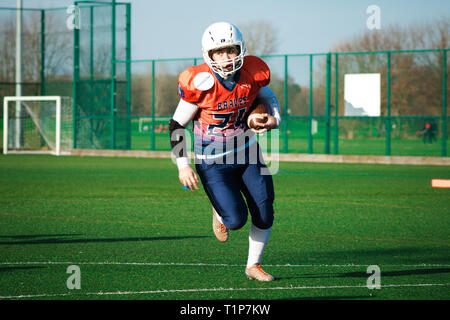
<box><xmin>169</xmin><ymin>22</ymin><xmax>281</xmax><ymax>281</ymax></box>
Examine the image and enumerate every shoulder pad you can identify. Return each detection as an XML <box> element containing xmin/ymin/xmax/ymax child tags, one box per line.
<box><xmin>243</xmin><ymin>56</ymin><xmax>270</xmax><ymax>87</ymax></box>
<box><xmin>178</xmin><ymin>64</ymin><xmax>212</xmax><ymax>103</ymax></box>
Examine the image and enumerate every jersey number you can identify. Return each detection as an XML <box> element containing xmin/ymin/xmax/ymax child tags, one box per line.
<box><xmin>207</xmin><ymin>108</ymin><xmax>247</xmax><ymax>136</ymax></box>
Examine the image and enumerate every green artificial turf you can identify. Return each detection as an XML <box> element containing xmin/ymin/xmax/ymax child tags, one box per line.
<box><xmin>0</xmin><ymin>154</ymin><xmax>449</xmax><ymax>300</ymax></box>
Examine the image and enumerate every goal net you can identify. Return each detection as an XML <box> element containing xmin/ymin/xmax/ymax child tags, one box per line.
<box><xmin>3</xmin><ymin>96</ymin><xmax>73</xmax><ymax>155</ymax></box>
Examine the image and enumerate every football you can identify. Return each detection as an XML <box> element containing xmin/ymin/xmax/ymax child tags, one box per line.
<box><xmin>246</xmin><ymin>98</ymin><xmax>272</xmax><ymax>130</ymax></box>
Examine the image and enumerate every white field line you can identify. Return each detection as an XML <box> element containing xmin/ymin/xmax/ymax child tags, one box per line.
<box><xmin>1</xmin><ymin>261</ymin><xmax>450</xmax><ymax>268</ymax></box>
<box><xmin>1</xmin><ymin>283</ymin><xmax>449</xmax><ymax>299</ymax></box>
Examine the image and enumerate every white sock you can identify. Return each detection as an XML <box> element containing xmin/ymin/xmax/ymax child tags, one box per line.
<box><xmin>246</xmin><ymin>223</ymin><xmax>271</xmax><ymax>268</ymax></box>
<box><xmin>214</xmin><ymin>208</ymin><xmax>224</xmax><ymax>224</ymax></box>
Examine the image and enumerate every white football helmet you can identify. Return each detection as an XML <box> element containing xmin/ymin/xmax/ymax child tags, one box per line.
<box><xmin>201</xmin><ymin>22</ymin><xmax>246</xmax><ymax>78</ymax></box>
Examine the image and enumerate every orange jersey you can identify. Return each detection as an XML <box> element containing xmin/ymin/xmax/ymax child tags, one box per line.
<box><xmin>177</xmin><ymin>55</ymin><xmax>270</xmax><ymax>142</ymax></box>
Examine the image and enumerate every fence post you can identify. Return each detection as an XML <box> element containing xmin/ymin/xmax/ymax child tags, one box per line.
<box><xmin>90</xmin><ymin>6</ymin><xmax>94</xmax><ymax>82</ymax></box>
<box><xmin>308</xmin><ymin>54</ymin><xmax>313</xmax><ymax>154</ymax></box>
<box><xmin>283</xmin><ymin>54</ymin><xmax>288</xmax><ymax>153</ymax></box>
<box><xmin>386</xmin><ymin>52</ymin><xmax>391</xmax><ymax>156</ymax></box>
<box><xmin>151</xmin><ymin>60</ymin><xmax>155</xmax><ymax>150</ymax></box>
<box><xmin>442</xmin><ymin>49</ymin><xmax>447</xmax><ymax>157</ymax></box>
<box><xmin>72</xmin><ymin>2</ymin><xmax>80</xmax><ymax>149</ymax></box>
<box><xmin>40</xmin><ymin>10</ymin><xmax>45</xmax><ymax>95</ymax></box>
<box><xmin>126</xmin><ymin>3</ymin><xmax>131</xmax><ymax>150</ymax></box>
<box><xmin>324</xmin><ymin>53</ymin><xmax>331</xmax><ymax>154</ymax></box>
<box><xmin>89</xmin><ymin>6</ymin><xmax>94</xmax><ymax>147</ymax></box>
<box><xmin>110</xmin><ymin>0</ymin><xmax>116</xmax><ymax>150</ymax></box>
<box><xmin>334</xmin><ymin>53</ymin><xmax>339</xmax><ymax>155</ymax></box>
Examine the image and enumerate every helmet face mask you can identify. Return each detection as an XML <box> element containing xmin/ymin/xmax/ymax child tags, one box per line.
<box><xmin>208</xmin><ymin>44</ymin><xmax>244</xmax><ymax>76</ymax></box>
<box><xmin>202</xmin><ymin>22</ymin><xmax>246</xmax><ymax>78</ymax></box>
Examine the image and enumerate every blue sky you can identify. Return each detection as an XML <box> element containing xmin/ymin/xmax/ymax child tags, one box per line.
<box><xmin>2</xmin><ymin>0</ymin><xmax>449</xmax><ymax>59</ymax></box>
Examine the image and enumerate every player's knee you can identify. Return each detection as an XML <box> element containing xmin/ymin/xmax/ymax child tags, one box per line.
<box><xmin>252</xmin><ymin>216</ymin><xmax>273</xmax><ymax>230</ymax></box>
<box><xmin>252</xmin><ymin>202</ymin><xmax>274</xmax><ymax>229</ymax></box>
<box><xmin>225</xmin><ymin>215</ymin><xmax>247</xmax><ymax>231</ymax></box>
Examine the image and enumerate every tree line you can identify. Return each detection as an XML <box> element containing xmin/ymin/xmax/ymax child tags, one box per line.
<box><xmin>1</xmin><ymin>15</ymin><xmax>448</xmax><ymax>126</ymax></box>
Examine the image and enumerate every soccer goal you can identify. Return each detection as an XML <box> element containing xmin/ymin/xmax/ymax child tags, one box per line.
<box><xmin>3</xmin><ymin>96</ymin><xmax>73</xmax><ymax>155</ymax></box>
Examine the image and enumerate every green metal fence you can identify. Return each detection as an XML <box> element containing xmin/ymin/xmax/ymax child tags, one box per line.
<box><xmin>120</xmin><ymin>49</ymin><xmax>448</xmax><ymax>157</ymax></box>
<box><xmin>72</xmin><ymin>1</ymin><xmax>131</xmax><ymax>150</ymax></box>
<box><xmin>0</xmin><ymin>1</ymin><xmax>131</xmax><ymax>152</ymax></box>
<box><xmin>0</xmin><ymin>3</ymin><xmax>448</xmax><ymax>157</ymax></box>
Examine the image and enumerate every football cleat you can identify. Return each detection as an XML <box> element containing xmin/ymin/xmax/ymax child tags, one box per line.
<box><xmin>245</xmin><ymin>264</ymin><xmax>274</xmax><ymax>281</ymax></box>
<box><xmin>212</xmin><ymin>207</ymin><xmax>228</xmax><ymax>242</ymax></box>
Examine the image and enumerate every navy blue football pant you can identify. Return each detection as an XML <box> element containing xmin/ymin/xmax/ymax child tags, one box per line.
<box><xmin>195</xmin><ymin>148</ymin><xmax>274</xmax><ymax>231</ymax></box>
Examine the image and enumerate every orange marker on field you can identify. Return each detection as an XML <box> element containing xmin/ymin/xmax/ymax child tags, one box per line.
<box><xmin>431</xmin><ymin>179</ymin><xmax>450</xmax><ymax>188</ymax></box>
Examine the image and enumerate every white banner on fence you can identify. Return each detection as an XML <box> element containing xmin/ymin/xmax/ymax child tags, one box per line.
<box><xmin>344</xmin><ymin>73</ymin><xmax>381</xmax><ymax>117</ymax></box>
